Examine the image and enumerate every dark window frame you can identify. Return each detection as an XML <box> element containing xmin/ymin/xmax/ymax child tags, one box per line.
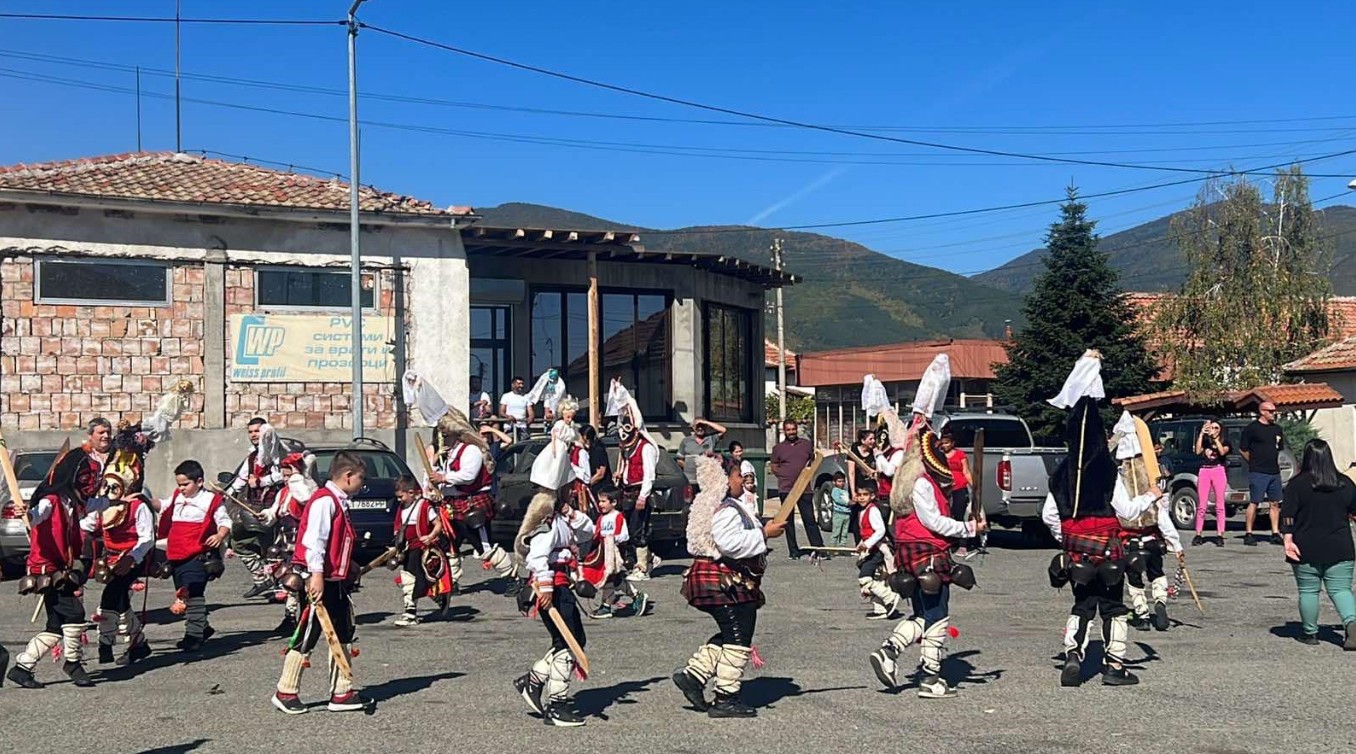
<box><xmin>35</xmin><ymin>257</ymin><xmax>172</xmax><ymax>306</ymax></box>
<box><xmin>471</xmin><ymin>304</ymin><xmax>513</xmax><ymax>405</ymax></box>
<box><xmin>703</xmin><ymin>303</ymin><xmax>756</xmax><ymax>424</ymax></box>
<box><xmin>254</xmin><ymin>266</ymin><xmax>377</xmax><ymax>311</ymax></box>
<box><xmin>528</xmin><ymin>285</ymin><xmax>674</xmax><ymax>422</ymax></box>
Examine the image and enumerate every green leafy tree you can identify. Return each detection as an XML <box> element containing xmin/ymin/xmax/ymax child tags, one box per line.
<box><xmin>994</xmin><ymin>188</ymin><xmax>1160</xmax><ymax>441</ymax></box>
<box><xmin>1153</xmin><ymin>167</ymin><xmax>1332</xmax><ymax>399</ymax></box>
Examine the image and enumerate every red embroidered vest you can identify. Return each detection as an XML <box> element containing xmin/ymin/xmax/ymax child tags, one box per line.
<box><xmin>294</xmin><ymin>488</ymin><xmax>356</xmax><ymax>580</ymax></box>
<box><xmin>395</xmin><ymin>499</ymin><xmax>434</xmax><ymax>549</ymax></box>
<box><xmin>623</xmin><ymin>438</ymin><xmax>652</xmax><ymax>486</ymax></box>
<box><xmin>892</xmin><ymin>476</ymin><xmax>952</xmax><ymax>549</ymax></box>
<box><xmin>450</xmin><ymin>444</ymin><xmax>493</xmax><ymax>496</ymax></box>
<box><xmin>159</xmin><ymin>491</ymin><xmax>224</xmax><ymax>562</ymax></box>
<box><xmin>27</xmin><ymin>494</ymin><xmax>82</xmax><ymax>574</ymax></box>
<box><xmin>101</xmin><ymin>498</ymin><xmax>143</xmax><ymax>552</ymax></box>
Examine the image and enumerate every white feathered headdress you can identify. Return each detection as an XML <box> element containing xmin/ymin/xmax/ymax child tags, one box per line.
<box><xmin>861</xmin><ymin>375</ymin><xmax>890</xmax><ymax>420</ymax></box>
<box><xmin>685</xmin><ymin>457</ymin><xmax>730</xmax><ymax>558</ymax></box>
<box><xmin>911</xmin><ymin>354</ymin><xmax>951</xmax><ymax>420</ymax></box>
<box><xmin>527</xmin><ymin>368</ymin><xmax>568</xmax><ymax>416</ymax></box>
<box><xmin>144</xmin><ymin>380</ymin><xmax>195</xmax><ymax>443</ymax></box>
<box><xmin>605</xmin><ymin>379</ymin><xmax>655</xmax><ymax>446</ymax></box>
<box><xmin>1110</xmin><ymin>410</ymin><xmax>1140</xmax><ymax>461</ymax></box>
<box><xmin>256</xmin><ymin>422</ymin><xmax>281</xmax><ymax>468</ymax></box>
<box><xmin>1048</xmin><ymin>350</ymin><xmax>1104</xmax><ymax>410</ymax></box>
<box><xmin>402</xmin><ymin>369</ymin><xmax>450</xmax><ymax>427</ymax></box>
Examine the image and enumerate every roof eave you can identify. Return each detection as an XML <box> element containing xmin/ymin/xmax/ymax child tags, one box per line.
<box><xmin>0</xmin><ymin>189</ymin><xmax>477</xmax><ymax>229</ymax></box>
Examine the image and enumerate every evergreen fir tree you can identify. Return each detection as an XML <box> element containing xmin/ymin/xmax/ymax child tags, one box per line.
<box><xmin>993</xmin><ymin>188</ymin><xmax>1159</xmax><ymax>442</ymax></box>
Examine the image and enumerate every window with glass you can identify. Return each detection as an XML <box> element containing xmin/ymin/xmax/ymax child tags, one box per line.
<box><xmin>530</xmin><ymin>287</ymin><xmax>672</xmax><ymax>421</ymax></box>
<box><xmin>256</xmin><ymin>268</ymin><xmax>375</xmax><ymax>309</ymax></box>
<box><xmin>705</xmin><ymin>304</ymin><xmax>754</xmax><ymax>423</ymax></box>
<box><xmin>36</xmin><ymin>258</ymin><xmax>171</xmax><ymax>305</ymax></box>
<box><xmin>471</xmin><ymin>305</ymin><xmax>512</xmax><ymax>414</ymax></box>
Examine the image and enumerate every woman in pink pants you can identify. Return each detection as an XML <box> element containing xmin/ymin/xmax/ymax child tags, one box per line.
<box><xmin>1192</xmin><ymin>419</ymin><xmax>1231</xmax><ymax>546</ymax></box>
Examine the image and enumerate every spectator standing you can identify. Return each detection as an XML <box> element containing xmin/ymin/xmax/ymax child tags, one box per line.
<box><xmin>829</xmin><ymin>472</ymin><xmax>852</xmax><ymax>546</ymax></box>
<box><xmin>677</xmin><ymin>418</ymin><xmax>727</xmax><ymax>491</ymax></box>
<box><xmin>939</xmin><ymin>428</ymin><xmax>975</xmax><ymax>556</ymax></box>
<box><xmin>770</xmin><ymin>420</ymin><xmax>824</xmax><ymax>559</ymax></box>
<box><xmin>1241</xmin><ymin>402</ymin><xmax>1286</xmax><ymax>546</ymax></box>
<box><xmin>498</xmin><ymin>376</ymin><xmax>533</xmax><ymax>442</ymax></box>
<box><xmin>1280</xmin><ymin>439</ymin><xmax>1356</xmax><ymax>648</ymax></box>
<box><xmin>1192</xmin><ymin>419</ymin><xmax>1231</xmax><ymax>547</ymax></box>
<box><xmin>582</xmin><ymin>425</ymin><xmax>613</xmax><ymax>495</ymax></box>
<box><xmin>846</xmin><ymin>429</ymin><xmax>879</xmax><ymax>543</ymax></box>
<box><xmin>469</xmin><ymin>375</ymin><xmax>493</xmax><ymax>421</ymax></box>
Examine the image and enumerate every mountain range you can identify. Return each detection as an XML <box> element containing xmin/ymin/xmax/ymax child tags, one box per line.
<box><xmin>477</xmin><ymin>201</ymin><xmax>1356</xmax><ymax>352</ymax></box>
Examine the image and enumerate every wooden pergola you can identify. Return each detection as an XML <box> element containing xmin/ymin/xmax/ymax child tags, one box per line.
<box><xmin>462</xmin><ymin>224</ymin><xmax>799</xmax><ymax>424</ymax></box>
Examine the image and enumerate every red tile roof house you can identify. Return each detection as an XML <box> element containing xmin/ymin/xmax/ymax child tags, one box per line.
<box><xmin>1285</xmin><ymin>338</ymin><xmax>1356</xmax><ymax>468</ymax></box>
<box><xmin>0</xmin><ymin>152</ymin><xmax>794</xmax><ymax>491</ymax></box>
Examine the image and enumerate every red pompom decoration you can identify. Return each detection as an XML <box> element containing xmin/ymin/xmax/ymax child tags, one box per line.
<box><xmin>91</xmin><ymin>612</ymin><xmax>105</xmax><ymax>623</ymax></box>
<box><xmin>350</xmin><ymin>647</ymin><xmax>360</xmax><ymax>657</ymax></box>
<box><xmin>947</xmin><ymin>626</ymin><xmax>960</xmax><ymax>639</ymax></box>
<box><xmin>302</xmin><ymin>658</ymin><xmax>312</xmax><ymax>668</ymax></box>
<box><xmin>131</xmin><ymin>581</ymin><xmax>146</xmax><ymax>593</ymax></box>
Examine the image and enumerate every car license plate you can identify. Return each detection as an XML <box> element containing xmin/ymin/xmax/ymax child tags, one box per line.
<box><xmin>349</xmin><ymin>499</ymin><xmax>387</xmax><ymax>511</ymax></box>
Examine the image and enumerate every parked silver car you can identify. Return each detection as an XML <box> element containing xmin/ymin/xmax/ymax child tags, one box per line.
<box><xmin>0</xmin><ymin>449</ymin><xmax>60</xmax><ymax>568</ymax></box>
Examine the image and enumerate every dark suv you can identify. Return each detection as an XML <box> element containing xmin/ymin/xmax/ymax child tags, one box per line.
<box><xmin>309</xmin><ymin>438</ymin><xmax>415</xmax><ymax>559</ymax></box>
<box><xmin>1149</xmin><ymin>416</ymin><xmax>1296</xmax><ymax>530</ymax></box>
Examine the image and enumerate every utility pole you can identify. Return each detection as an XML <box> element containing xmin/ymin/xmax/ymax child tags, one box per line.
<box><xmin>174</xmin><ymin>0</ymin><xmax>181</xmax><ymax>152</ymax></box>
<box><xmin>347</xmin><ymin>0</ymin><xmax>369</xmax><ymax>439</ymax></box>
<box><xmin>773</xmin><ymin>238</ymin><xmax>787</xmax><ymax>426</ymax></box>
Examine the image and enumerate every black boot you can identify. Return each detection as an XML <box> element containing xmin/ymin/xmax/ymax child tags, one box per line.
<box><xmin>1060</xmin><ymin>651</ymin><xmax>1083</xmax><ymax>687</ymax></box>
<box><xmin>707</xmin><ymin>692</ymin><xmax>757</xmax><ymax>718</ymax></box>
<box><xmin>177</xmin><ymin>634</ymin><xmax>202</xmax><ymax>652</ymax></box>
<box><xmin>0</xmin><ymin>645</ymin><xmax>8</xmax><ymax>687</ymax></box>
<box><xmin>1129</xmin><ymin>615</ymin><xmax>1152</xmax><ymax>631</ymax></box>
<box><xmin>63</xmin><ymin>662</ymin><xmax>94</xmax><ymax>688</ymax></box>
<box><xmin>1152</xmin><ymin>602</ymin><xmax>1170</xmax><ymax>632</ymax></box>
<box><xmin>672</xmin><ymin>668</ymin><xmax>710</xmax><ymax>711</ymax></box>
<box><xmin>1345</xmin><ymin>623</ymin><xmax>1356</xmax><ymax>651</ymax></box>
<box><xmin>544</xmin><ymin>701</ymin><xmax>586</xmax><ymax>727</ymax></box>
<box><xmin>274</xmin><ymin>615</ymin><xmax>298</xmax><ymax>638</ymax></box>
<box><xmin>6</xmin><ymin>665</ymin><xmax>43</xmax><ymax>689</ymax></box>
<box><xmin>243</xmin><ymin>581</ymin><xmax>275</xmax><ymax>599</ymax></box>
<box><xmin>119</xmin><ymin>640</ymin><xmax>152</xmax><ymax>666</ymax></box>
<box><xmin>98</xmin><ymin>643</ymin><xmax>115</xmax><ymax>664</ymax></box>
<box><xmin>1101</xmin><ymin>664</ymin><xmax>1140</xmax><ymax>686</ymax></box>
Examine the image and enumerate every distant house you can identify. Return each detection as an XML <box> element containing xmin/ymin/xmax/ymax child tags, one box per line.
<box><xmin>797</xmin><ymin>338</ymin><xmax>1007</xmax><ymax>444</ymax></box>
<box><xmin>1285</xmin><ymin>337</ymin><xmax>1356</xmax><ymax>465</ymax></box>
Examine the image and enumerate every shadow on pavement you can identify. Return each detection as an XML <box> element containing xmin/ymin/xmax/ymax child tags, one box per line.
<box><xmin>134</xmin><ymin>739</ymin><xmax>209</xmax><ymax>754</ymax></box>
<box><xmin>96</xmin><ymin>628</ymin><xmax>274</xmax><ymax>682</ymax></box>
<box><xmin>364</xmin><ymin>669</ymin><xmax>465</xmax><ymax>702</ymax></box>
<box><xmin>1269</xmin><ymin>621</ymin><xmax>1345</xmax><ymax>646</ymax></box>
<box><xmin>575</xmin><ymin>675</ymin><xmax>666</xmax><ymax>719</ymax></box>
<box><xmin>355</xmin><ymin>611</ymin><xmax>395</xmax><ymax>626</ymax></box>
<box><xmin>743</xmin><ymin>676</ymin><xmax>867</xmax><ymax>708</ymax></box>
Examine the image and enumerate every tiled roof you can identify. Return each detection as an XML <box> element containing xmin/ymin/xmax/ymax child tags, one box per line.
<box><xmin>765</xmin><ymin>339</ymin><xmax>797</xmax><ymax>369</ymax></box>
<box><xmin>0</xmin><ymin>152</ymin><xmax>473</xmax><ymax>217</ymax></box>
<box><xmin>798</xmin><ymin>338</ymin><xmax>1006</xmax><ymax>387</ymax></box>
<box><xmin>1285</xmin><ymin>336</ymin><xmax>1356</xmax><ymax>373</ymax></box>
<box><xmin>1113</xmin><ymin>383</ymin><xmax>1344</xmax><ymax>412</ymax></box>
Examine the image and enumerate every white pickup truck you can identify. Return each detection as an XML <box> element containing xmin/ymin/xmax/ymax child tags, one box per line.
<box><xmin>937</xmin><ymin>412</ymin><xmax>1066</xmax><ymax>542</ymax></box>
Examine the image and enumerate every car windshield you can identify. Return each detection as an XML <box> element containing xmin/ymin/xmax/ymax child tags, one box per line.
<box><xmin>15</xmin><ymin>452</ymin><xmax>57</xmax><ymax>481</ymax></box>
<box><xmin>943</xmin><ymin>419</ymin><xmax>1032</xmax><ymax>449</ymax></box>
<box><xmin>312</xmin><ymin>449</ymin><xmax>410</xmax><ymax>483</ymax></box>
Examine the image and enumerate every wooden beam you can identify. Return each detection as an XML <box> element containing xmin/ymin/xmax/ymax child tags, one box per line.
<box><xmin>588</xmin><ymin>250</ymin><xmax>601</xmax><ymax>428</ymax></box>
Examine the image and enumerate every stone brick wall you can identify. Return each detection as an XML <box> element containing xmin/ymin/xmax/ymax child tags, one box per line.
<box><xmin>0</xmin><ymin>255</ymin><xmax>205</xmax><ymax>430</ymax></box>
<box><xmin>223</xmin><ymin>265</ymin><xmax>406</xmax><ymax>431</ymax></box>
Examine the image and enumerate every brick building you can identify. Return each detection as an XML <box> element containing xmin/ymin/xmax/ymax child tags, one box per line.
<box><xmin>0</xmin><ymin>152</ymin><xmax>791</xmax><ymax>491</ymax></box>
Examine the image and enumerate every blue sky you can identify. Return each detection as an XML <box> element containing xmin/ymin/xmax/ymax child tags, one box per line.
<box><xmin>3</xmin><ymin>1</ymin><xmax>1356</xmax><ymax>283</ymax></box>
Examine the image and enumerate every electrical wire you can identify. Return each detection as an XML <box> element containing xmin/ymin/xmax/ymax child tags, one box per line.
<box><xmin>0</xmin><ymin>12</ymin><xmax>342</xmax><ymax>26</ymax></box>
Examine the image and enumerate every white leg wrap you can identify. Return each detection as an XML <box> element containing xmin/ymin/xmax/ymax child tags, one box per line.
<box><xmin>61</xmin><ymin>624</ymin><xmax>85</xmax><ymax>665</ymax></box>
<box><xmin>920</xmin><ymin>619</ymin><xmax>949</xmax><ymax>676</ymax></box>
<box><xmin>329</xmin><ymin>645</ymin><xmax>354</xmax><ymax>696</ymax></box>
<box><xmin>1063</xmin><ymin>614</ymin><xmax>1091</xmax><ymax>655</ymax></box>
<box><xmin>399</xmin><ymin>571</ymin><xmax>417</xmax><ymax>614</ymax></box>
<box><xmin>448</xmin><ymin>550</ymin><xmax>465</xmax><ymax>585</ymax></box>
<box><xmin>1104</xmin><ymin>616</ymin><xmax>1129</xmax><ymax>665</ymax></box>
<box><xmin>277</xmin><ymin>650</ymin><xmax>307</xmax><ymax>695</ymax></box>
<box><xmin>285</xmin><ymin>593</ymin><xmax>300</xmax><ymax>619</ymax></box>
<box><xmin>684</xmin><ymin>643</ymin><xmax>721</xmax><ymax>684</ymax></box>
<box><xmin>884</xmin><ymin>616</ymin><xmax>925</xmax><ymax>656</ymax></box>
<box><xmin>1150</xmin><ymin>576</ymin><xmax>1169</xmax><ymax>604</ymax></box>
<box><xmin>484</xmin><ymin>545</ymin><xmax>516</xmax><ymax>578</ymax></box>
<box><xmin>635</xmin><ymin>547</ymin><xmax>651</xmax><ymax>574</ymax></box>
<box><xmin>713</xmin><ymin>644</ymin><xmax>751</xmax><ymax>696</ymax></box>
<box><xmin>17</xmin><ymin>632</ymin><xmax>60</xmax><ymax>670</ymax></box>
<box><xmin>1127</xmin><ymin>581</ymin><xmax>1148</xmax><ymax>616</ymax></box>
<box><xmin>530</xmin><ymin>648</ymin><xmax>554</xmax><ymax>685</ymax></box>
<box><xmin>546</xmin><ymin>648</ymin><xmax>575</xmax><ymax>702</ymax></box>
<box><xmin>865</xmin><ymin>580</ymin><xmax>901</xmax><ymax>612</ymax></box>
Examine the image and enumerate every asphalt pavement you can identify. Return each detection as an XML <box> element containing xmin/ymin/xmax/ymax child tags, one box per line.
<box><xmin>2</xmin><ymin>525</ymin><xmax>1353</xmax><ymax>754</ymax></box>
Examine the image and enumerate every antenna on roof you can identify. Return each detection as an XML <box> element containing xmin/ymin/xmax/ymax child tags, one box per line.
<box><xmin>174</xmin><ymin>0</ymin><xmax>182</xmax><ymax>152</ymax></box>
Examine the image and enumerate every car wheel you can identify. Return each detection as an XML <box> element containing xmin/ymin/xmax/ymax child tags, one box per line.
<box><xmin>1169</xmin><ymin>487</ymin><xmax>1198</xmax><ymax>531</ymax></box>
<box><xmin>1021</xmin><ymin>520</ymin><xmax>1056</xmax><ymax>548</ymax></box>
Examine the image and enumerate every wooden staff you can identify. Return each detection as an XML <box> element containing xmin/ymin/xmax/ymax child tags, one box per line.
<box><xmin>0</xmin><ymin>425</ymin><xmax>26</xmax><ymax>529</ymax></box>
<box><xmin>414</xmin><ymin>433</ymin><xmax>439</xmax><ymax>496</ymax></box>
<box><xmin>30</xmin><ymin>596</ymin><xmax>43</xmax><ymax>623</ymax></box>
<box><xmin>209</xmin><ymin>482</ymin><xmax>263</xmax><ymax>517</ymax></box>
<box><xmin>836</xmin><ymin>445</ymin><xmax>876</xmax><ymax>479</ymax></box>
<box><xmin>359</xmin><ymin>545</ymin><xmax>403</xmax><ymax>576</ymax></box>
<box><xmin>802</xmin><ymin>545</ymin><xmax>861</xmax><ymax>554</ymax></box>
<box><xmin>534</xmin><ymin>585</ymin><xmax>590</xmax><ymax>676</ymax></box>
<box><xmin>311</xmin><ymin>599</ymin><xmax>354</xmax><ymax>683</ymax></box>
<box><xmin>771</xmin><ymin>450</ymin><xmax>825</xmax><ymax>526</ymax></box>
<box><xmin>1181</xmin><ymin>564</ymin><xmax>1206</xmax><ymax>615</ymax></box>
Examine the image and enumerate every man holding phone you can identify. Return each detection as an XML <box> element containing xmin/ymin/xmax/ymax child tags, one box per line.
<box><xmin>1240</xmin><ymin>403</ymin><xmax>1285</xmax><ymax>546</ymax></box>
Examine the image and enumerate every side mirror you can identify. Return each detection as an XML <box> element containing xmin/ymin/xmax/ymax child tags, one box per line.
<box><xmin>216</xmin><ymin>471</ymin><xmax>235</xmax><ymax>486</ymax></box>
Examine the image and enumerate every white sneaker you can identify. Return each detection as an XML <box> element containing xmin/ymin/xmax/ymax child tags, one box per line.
<box><xmin>393</xmin><ymin>613</ymin><xmax>420</xmax><ymax>627</ymax></box>
<box><xmin>628</xmin><ymin>571</ymin><xmax>650</xmax><ymax>582</ymax></box>
<box><xmin>869</xmin><ymin>650</ymin><xmax>897</xmax><ymax>689</ymax></box>
<box><xmin>917</xmin><ymin>675</ymin><xmax>957</xmax><ymax>699</ymax></box>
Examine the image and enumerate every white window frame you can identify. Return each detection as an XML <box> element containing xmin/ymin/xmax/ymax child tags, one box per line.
<box><xmin>253</xmin><ymin>265</ymin><xmax>380</xmax><ymax>312</ymax></box>
<box><xmin>34</xmin><ymin>257</ymin><xmax>172</xmax><ymax>307</ymax></box>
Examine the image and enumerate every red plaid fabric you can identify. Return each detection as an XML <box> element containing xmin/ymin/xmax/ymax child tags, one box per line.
<box><xmin>1063</xmin><ymin>532</ymin><xmax>1124</xmax><ymax>563</ymax></box>
<box><xmin>894</xmin><ymin>541</ymin><xmax>954</xmax><ymax>581</ymax></box>
<box><xmin>682</xmin><ymin>557</ymin><xmax>764</xmax><ymax>608</ymax></box>
<box><xmin>447</xmin><ymin>492</ymin><xmax>494</xmax><ymax>523</ymax></box>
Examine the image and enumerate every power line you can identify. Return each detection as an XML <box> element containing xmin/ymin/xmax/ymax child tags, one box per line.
<box><xmin>0</xmin><ymin>12</ymin><xmax>342</xmax><ymax>25</ymax></box>
<box><xmin>361</xmin><ymin>22</ymin><xmax>1356</xmax><ymax>179</ymax></box>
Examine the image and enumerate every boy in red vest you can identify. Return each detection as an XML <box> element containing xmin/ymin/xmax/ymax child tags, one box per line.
<box><xmin>393</xmin><ymin>474</ymin><xmax>448</xmax><ymax>627</ymax></box>
<box><xmin>854</xmin><ymin>479</ymin><xmax>902</xmax><ymax>621</ymax></box>
<box><xmin>159</xmin><ymin>460</ymin><xmax>231</xmax><ymax>652</ymax></box>
<box><xmin>868</xmin><ymin>432</ymin><xmax>985</xmax><ymax>699</ymax></box>
<box><xmin>273</xmin><ymin>450</ymin><xmax>371</xmax><ymax>714</ymax></box>
<box><xmin>82</xmin><ymin>466</ymin><xmax>155</xmax><ymax>666</ymax></box>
